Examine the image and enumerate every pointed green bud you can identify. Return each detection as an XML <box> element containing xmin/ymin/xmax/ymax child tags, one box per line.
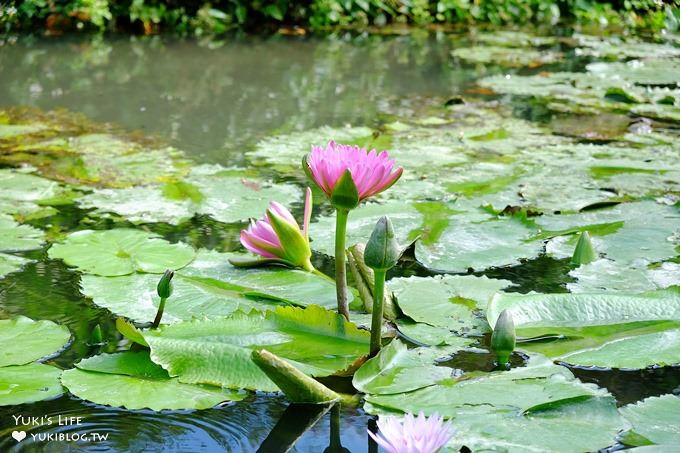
<box><xmin>364</xmin><ymin>216</ymin><xmax>400</xmax><ymax>271</ymax></box>
<box><xmin>89</xmin><ymin>323</ymin><xmax>103</xmax><ymax>344</ymax></box>
<box><xmin>491</xmin><ymin>309</ymin><xmax>516</xmax><ymax>368</ymax></box>
<box><xmin>571</xmin><ymin>231</ymin><xmax>597</xmax><ymax>267</ymax></box>
<box><xmin>157</xmin><ymin>269</ymin><xmax>174</xmax><ymax>299</ymax></box>
<box><xmin>252</xmin><ymin>349</ymin><xmax>340</xmax><ymax>404</ymax></box>
<box><xmin>330</xmin><ymin>169</ymin><xmax>360</xmax><ymax>211</ymax></box>
<box><xmin>266</xmin><ymin>209</ymin><xmax>313</xmax><ymax>270</ymax></box>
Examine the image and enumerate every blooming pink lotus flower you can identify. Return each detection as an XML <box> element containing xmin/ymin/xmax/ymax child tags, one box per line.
<box><xmin>304</xmin><ymin>141</ymin><xmax>403</xmax><ymax>208</ymax></box>
<box><xmin>368</xmin><ymin>412</ymin><xmax>454</xmax><ymax>453</ymax></box>
<box><xmin>238</xmin><ymin>187</ymin><xmax>314</xmax><ymax>272</ymax></box>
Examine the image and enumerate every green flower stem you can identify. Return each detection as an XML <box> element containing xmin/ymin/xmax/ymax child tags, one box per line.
<box><xmin>329</xmin><ymin>403</ymin><xmax>342</xmax><ymax>450</ymax></box>
<box><xmin>335</xmin><ymin>208</ymin><xmax>350</xmax><ymax>320</ymax></box>
<box><xmin>151</xmin><ymin>297</ymin><xmax>167</xmax><ymax>329</ymax></box>
<box><xmin>369</xmin><ymin>270</ymin><xmax>386</xmax><ymax>357</ymax></box>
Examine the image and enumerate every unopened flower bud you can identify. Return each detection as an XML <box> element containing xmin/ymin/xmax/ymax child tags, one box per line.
<box><xmin>157</xmin><ymin>269</ymin><xmax>174</xmax><ymax>299</ymax></box>
<box><xmin>364</xmin><ymin>216</ymin><xmax>400</xmax><ymax>271</ymax></box>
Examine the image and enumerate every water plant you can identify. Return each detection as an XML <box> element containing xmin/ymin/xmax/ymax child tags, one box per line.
<box><xmin>368</xmin><ymin>411</ymin><xmax>454</xmax><ymax>453</ymax></box>
<box><xmin>303</xmin><ymin>141</ymin><xmax>403</xmax><ymax>319</ymax></box>
<box><xmin>571</xmin><ymin>231</ymin><xmax>597</xmax><ymax>266</ymax></box>
<box><xmin>364</xmin><ymin>216</ymin><xmax>400</xmax><ymax>356</ymax></box>
<box><xmin>152</xmin><ymin>269</ymin><xmax>174</xmax><ymax>328</ymax></box>
<box><xmin>491</xmin><ymin>309</ymin><xmax>516</xmax><ymax>369</ymax></box>
<box><xmin>231</xmin><ymin>187</ymin><xmax>315</xmax><ymax>272</ymax></box>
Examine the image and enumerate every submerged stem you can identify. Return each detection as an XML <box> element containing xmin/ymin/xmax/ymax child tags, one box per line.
<box><xmin>152</xmin><ymin>297</ymin><xmax>167</xmax><ymax>328</ymax></box>
<box><xmin>335</xmin><ymin>208</ymin><xmax>350</xmax><ymax>320</ymax></box>
<box><xmin>369</xmin><ymin>270</ymin><xmax>386</xmax><ymax>357</ymax></box>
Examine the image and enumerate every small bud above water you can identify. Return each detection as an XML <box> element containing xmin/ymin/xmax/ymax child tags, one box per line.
<box><xmin>157</xmin><ymin>269</ymin><xmax>174</xmax><ymax>299</ymax></box>
<box><xmin>491</xmin><ymin>309</ymin><xmax>516</xmax><ymax>369</ymax></box>
<box><xmin>364</xmin><ymin>216</ymin><xmax>400</xmax><ymax>271</ymax></box>
<box><xmin>571</xmin><ymin>231</ymin><xmax>597</xmax><ymax>267</ymax></box>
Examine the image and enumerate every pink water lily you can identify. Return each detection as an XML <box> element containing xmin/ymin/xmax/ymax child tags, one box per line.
<box><xmin>305</xmin><ymin>140</ymin><xmax>403</xmax><ymax>202</ymax></box>
<box><xmin>239</xmin><ymin>187</ymin><xmax>314</xmax><ymax>272</ymax></box>
<box><xmin>368</xmin><ymin>412</ymin><xmax>454</xmax><ymax>453</ymax></box>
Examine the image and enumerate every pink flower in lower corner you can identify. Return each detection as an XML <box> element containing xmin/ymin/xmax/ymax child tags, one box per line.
<box><xmin>368</xmin><ymin>412</ymin><xmax>454</xmax><ymax>453</ymax></box>
<box><xmin>304</xmin><ymin>141</ymin><xmax>403</xmax><ymax>203</ymax></box>
<box><xmin>239</xmin><ymin>187</ymin><xmax>314</xmax><ymax>271</ymax></box>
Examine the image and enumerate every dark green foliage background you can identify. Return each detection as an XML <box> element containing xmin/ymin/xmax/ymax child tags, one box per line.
<box><xmin>1</xmin><ymin>0</ymin><xmax>678</xmax><ymax>34</ymax></box>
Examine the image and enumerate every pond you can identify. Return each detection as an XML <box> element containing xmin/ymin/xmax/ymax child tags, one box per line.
<box><xmin>0</xmin><ymin>30</ymin><xmax>679</xmax><ymax>452</ymax></box>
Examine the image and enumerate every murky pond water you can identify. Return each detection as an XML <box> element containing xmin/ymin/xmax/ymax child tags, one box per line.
<box><xmin>0</xmin><ymin>31</ymin><xmax>679</xmax><ymax>452</ymax></box>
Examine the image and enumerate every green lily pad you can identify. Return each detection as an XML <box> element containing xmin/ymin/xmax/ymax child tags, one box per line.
<box><xmin>0</xmin><ymin>215</ymin><xmax>45</xmax><ymax>252</ymax></box>
<box><xmin>542</xmin><ymin>201</ymin><xmax>680</xmax><ymax>266</ymax></box>
<box><xmin>619</xmin><ymin>395</ymin><xmax>680</xmax><ymax>447</ymax></box>
<box><xmin>0</xmin><ymin>123</ymin><xmax>47</xmax><ymax>139</ymax></box>
<box><xmin>80</xmin><ymin>250</ymin><xmax>342</xmax><ymax>324</ymax></box>
<box><xmin>365</xmin><ymin>355</ymin><xmax>610</xmax><ymax>415</ymax></box>
<box><xmin>48</xmin><ymin>229</ymin><xmax>196</xmax><ymax>276</ymax></box>
<box><xmin>247</xmin><ymin>126</ymin><xmax>375</xmax><ymax>170</ymax></box>
<box><xmin>0</xmin><ymin>316</ymin><xmax>71</xmax><ymax>367</ymax></box>
<box><xmin>0</xmin><ymin>253</ymin><xmax>30</xmax><ymax>280</ymax></box>
<box><xmin>365</xmin><ymin>355</ymin><xmax>624</xmax><ymax>452</ymax></box>
<box><xmin>587</xmin><ymin>60</ymin><xmax>680</xmax><ymax>87</ymax></box>
<box><xmin>77</xmin><ymin>164</ymin><xmax>301</xmax><ymax>225</ymax></box>
<box><xmin>452</xmin><ymin>46</ymin><xmax>562</xmax><ymax>67</ymax></box>
<box><xmin>142</xmin><ymin>305</ymin><xmax>370</xmax><ymax>391</ymax></box>
<box><xmin>61</xmin><ymin>352</ymin><xmax>244</xmax><ymax>410</ymax></box>
<box><xmin>353</xmin><ymin>340</ymin><xmax>454</xmax><ymax>395</ymax></box>
<box><xmin>391</xmin><ymin>275</ymin><xmax>512</xmax><ymax>335</ymax></box>
<box><xmin>21</xmin><ymin>133</ymin><xmax>189</xmax><ymax>188</ymax></box>
<box><xmin>568</xmin><ymin>260</ymin><xmax>680</xmax><ymax>293</ymax></box>
<box><xmin>415</xmin><ymin>213</ymin><xmax>544</xmax><ymax>272</ymax></box>
<box><xmin>447</xmin><ymin>396</ymin><xmax>624</xmax><ymax>453</ymax></box>
<box><xmin>0</xmin><ymin>363</ymin><xmax>63</xmax><ymax>406</ymax></box>
<box><xmin>575</xmin><ymin>34</ymin><xmax>680</xmax><ymax>60</ymax></box>
<box><xmin>0</xmin><ymin>168</ymin><xmax>77</xmax><ymax>216</ymax></box>
<box><xmin>559</xmin><ymin>328</ymin><xmax>680</xmax><ymax>369</ymax></box>
<box><xmin>487</xmin><ymin>287</ymin><xmax>680</xmax><ymax>336</ymax></box>
<box><xmin>475</xmin><ymin>31</ymin><xmax>558</xmax><ymax>47</ymax></box>
<box><xmin>395</xmin><ymin>320</ymin><xmax>475</xmax><ymax>347</ymax></box>
<box><xmin>310</xmin><ymin>200</ymin><xmax>423</xmax><ymax>256</ymax></box>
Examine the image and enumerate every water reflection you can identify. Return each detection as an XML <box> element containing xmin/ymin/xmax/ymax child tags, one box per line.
<box><xmin>0</xmin><ymin>33</ymin><xmax>472</xmax><ymax>162</ymax></box>
<box><xmin>0</xmin><ymin>395</ymin><xmax>371</xmax><ymax>452</ymax></box>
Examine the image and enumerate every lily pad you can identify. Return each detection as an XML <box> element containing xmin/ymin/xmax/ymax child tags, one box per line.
<box><xmin>0</xmin><ymin>215</ymin><xmax>45</xmax><ymax>252</ymax></box>
<box><xmin>80</xmin><ymin>250</ymin><xmax>342</xmax><ymax>324</ymax></box>
<box><xmin>247</xmin><ymin>126</ymin><xmax>375</xmax><ymax>170</ymax></box>
<box><xmin>77</xmin><ymin>164</ymin><xmax>302</xmax><ymax>225</ymax></box>
<box><xmin>619</xmin><ymin>395</ymin><xmax>680</xmax><ymax>447</ymax></box>
<box><xmin>0</xmin><ymin>168</ymin><xmax>77</xmax><ymax>216</ymax></box>
<box><xmin>0</xmin><ymin>316</ymin><xmax>71</xmax><ymax>367</ymax></box>
<box><xmin>48</xmin><ymin>229</ymin><xmax>196</xmax><ymax>276</ymax></box>
<box><xmin>61</xmin><ymin>352</ymin><xmax>244</xmax><ymax>410</ymax></box>
<box><xmin>575</xmin><ymin>34</ymin><xmax>680</xmax><ymax>60</ymax></box>
<box><xmin>415</xmin><ymin>213</ymin><xmax>545</xmax><ymax>272</ymax></box>
<box><xmin>568</xmin><ymin>260</ymin><xmax>680</xmax><ymax>293</ymax></box>
<box><xmin>452</xmin><ymin>46</ymin><xmax>562</xmax><ymax>67</ymax></box>
<box><xmin>0</xmin><ymin>253</ymin><xmax>30</xmax><ymax>280</ymax></box>
<box><xmin>0</xmin><ymin>363</ymin><xmax>63</xmax><ymax>406</ymax></box>
<box><xmin>391</xmin><ymin>275</ymin><xmax>512</xmax><ymax>335</ymax></box>
<box><xmin>487</xmin><ymin>287</ymin><xmax>680</xmax><ymax>336</ymax></box>
<box><xmin>353</xmin><ymin>340</ymin><xmax>455</xmax><ymax>395</ymax></box>
<box><xmin>142</xmin><ymin>305</ymin><xmax>370</xmax><ymax>391</ymax></box>
<box><xmin>559</xmin><ymin>328</ymin><xmax>680</xmax><ymax>369</ymax></box>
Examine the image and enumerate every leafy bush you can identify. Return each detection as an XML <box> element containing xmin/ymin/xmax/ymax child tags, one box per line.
<box><xmin>0</xmin><ymin>0</ymin><xmax>678</xmax><ymax>34</ymax></box>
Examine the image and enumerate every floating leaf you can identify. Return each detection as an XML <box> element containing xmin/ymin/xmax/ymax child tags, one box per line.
<box><xmin>142</xmin><ymin>305</ymin><xmax>369</xmax><ymax>391</ymax></box>
<box><xmin>452</xmin><ymin>46</ymin><xmax>562</xmax><ymax>67</ymax></box>
<box><xmin>0</xmin><ymin>253</ymin><xmax>30</xmax><ymax>280</ymax></box>
<box><xmin>0</xmin><ymin>363</ymin><xmax>63</xmax><ymax>406</ymax></box>
<box><xmin>0</xmin><ymin>215</ymin><xmax>44</xmax><ymax>252</ymax></box>
<box><xmin>619</xmin><ymin>395</ymin><xmax>680</xmax><ymax>447</ymax></box>
<box><xmin>559</xmin><ymin>329</ymin><xmax>680</xmax><ymax>369</ymax></box>
<box><xmin>353</xmin><ymin>339</ymin><xmax>452</xmax><ymax>395</ymax></box>
<box><xmin>77</xmin><ymin>165</ymin><xmax>301</xmax><ymax>224</ymax></box>
<box><xmin>49</xmin><ymin>229</ymin><xmax>196</xmax><ymax>276</ymax></box>
<box><xmin>391</xmin><ymin>275</ymin><xmax>512</xmax><ymax>335</ymax></box>
<box><xmin>0</xmin><ymin>316</ymin><xmax>71</xmax><ymax>367</ymax></box>
<box><xmin>568</xmin><ymin>260</ymin><xmax>680</xmax><ymax>293</ymax></box>
<box><xmin>80</xmin><ymin>250</ymin><xmax>342</xmax><ymax>324</ymax></box>
<box><xmin>61</xmin><ymin>352</ymin><xmax>243</xmax><ymax>410</ymax></box>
